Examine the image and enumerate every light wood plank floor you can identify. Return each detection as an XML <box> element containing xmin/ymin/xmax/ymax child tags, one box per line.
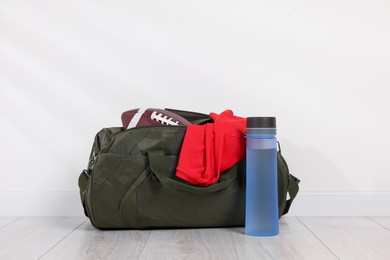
<box><xmin>0</xmin><ymin>217</ymin><xmax>389</xmax><ymax>259</ymax></box>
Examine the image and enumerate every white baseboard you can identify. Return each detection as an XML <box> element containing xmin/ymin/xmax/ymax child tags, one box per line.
<box><xmin>0</xmin><ymin>191</ymin><xmax>389</xmax><ymax>217</ymax></box>
<box><xmin>0</xmin><ymin>191</ymin><xmax>84</xmax><ymax>217</ymax></box>
<box><xmin>287</xmin><ymin>192</ymin><xmax>390</xmax><ymax>216</ymax></box>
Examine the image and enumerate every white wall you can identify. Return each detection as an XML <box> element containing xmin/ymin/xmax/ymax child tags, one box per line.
<box><xmin>1</xmin><ymin>0</ymin><xmax>389</xmax><ymax>216</ymax></box>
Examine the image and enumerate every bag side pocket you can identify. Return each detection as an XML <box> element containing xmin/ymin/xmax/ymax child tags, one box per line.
<box><xmin>90</xmin><ymin>154</ymin><xmax>147</xmax><ymax>229</ymax></box>
<box><xmin>118</xmin><ymin>167</ymin><xmax>151</xmax><ymax>228</ymax></box>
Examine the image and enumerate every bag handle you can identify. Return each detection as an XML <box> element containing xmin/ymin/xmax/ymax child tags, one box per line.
<box><xmin>147</xmin><ymin>150</ymin><xmax>237</xmax><ymax>193</ymax></box>
<box><xmin>164</xmin><ymin>108</ymin><xmax>210</xmax><ymax>124</ymax></box>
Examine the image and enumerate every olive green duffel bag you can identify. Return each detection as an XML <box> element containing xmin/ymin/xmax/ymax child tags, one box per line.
<box><xmin>78</xmin><ymin>109</ymin><xmax>300</xmax><ymax>229</ymax></box>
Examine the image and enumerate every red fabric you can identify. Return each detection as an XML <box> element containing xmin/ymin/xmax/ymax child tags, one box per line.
<box><xmin>176</xmin><ymin>110</ymin><xmax>246</xmax><ymax>186</ymax></box>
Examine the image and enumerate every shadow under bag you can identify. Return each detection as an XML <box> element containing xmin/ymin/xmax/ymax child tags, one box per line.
<box><xmin>78</xmin><ymin>109</ymin><xmax>300</xmax><ymax>229</ymax></box>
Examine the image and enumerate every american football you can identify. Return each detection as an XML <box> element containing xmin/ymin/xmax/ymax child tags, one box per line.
<box><xmin>121</xmin><ymin>108</ymin><xmax>191</xmax><ymax>129</ymax></box>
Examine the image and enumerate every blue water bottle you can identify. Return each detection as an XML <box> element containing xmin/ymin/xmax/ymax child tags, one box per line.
<box><xmin>245</xmin><ymin>117</ymin><xmax>279</xmax><ymax>236</ymax></box>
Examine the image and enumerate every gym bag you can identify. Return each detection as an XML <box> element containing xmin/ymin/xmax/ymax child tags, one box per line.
<box><xmin>78</xmin><ymin>109</ymin><xmax>300</xmax><ymax>229</ymax></box>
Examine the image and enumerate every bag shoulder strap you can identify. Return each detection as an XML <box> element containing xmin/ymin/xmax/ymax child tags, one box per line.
<box><xmin>283</xmin><ymin>173</ymin><xmax>300</xmax><ymax>215</ymax></box>
<box><xmin>278</xmin><ymin>142</ymin><xmax>300</xmax><ymax>216</ymax></box>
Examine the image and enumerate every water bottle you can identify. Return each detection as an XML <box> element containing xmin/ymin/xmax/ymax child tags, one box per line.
<box><xmin>245</xmin><ymin>117</ymin><xmax>279</xmax><ymax>236</ymax></box>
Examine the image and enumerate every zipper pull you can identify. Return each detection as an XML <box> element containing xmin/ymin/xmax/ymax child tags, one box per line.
<box><xmin>151</xmin><ymin>174</ymin><xmax>159</xmax><ymax>182</ymax></box>
<box><xmin>87</xmin><ymin>154</ymin><xmax>98</xmax><ymax>173</ymax></box>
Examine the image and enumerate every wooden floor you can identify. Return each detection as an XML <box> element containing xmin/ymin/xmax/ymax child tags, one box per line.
<box><xmin>0</xmin><ymin>217</ymin><xmax>390</xmax><ymax>259</ymax></box>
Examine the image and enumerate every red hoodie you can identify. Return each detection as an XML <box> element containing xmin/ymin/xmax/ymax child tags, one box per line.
<box><xmin>176</xmin><ymin>110</ymin><xmax>246</xmax><ymax>186</ymax></box>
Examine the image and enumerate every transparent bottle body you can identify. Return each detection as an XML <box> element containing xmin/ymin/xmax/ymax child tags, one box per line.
<box><xmin>245</xmin><ymin>136</ymin><xmax>279</xmax><ymax>236</ymax></box>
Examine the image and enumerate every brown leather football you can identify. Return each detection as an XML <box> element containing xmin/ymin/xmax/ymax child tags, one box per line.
<box><xmin>121</xmin><ymin>108</ymin><xmax>191</xmax><ymax>129</ymax></box>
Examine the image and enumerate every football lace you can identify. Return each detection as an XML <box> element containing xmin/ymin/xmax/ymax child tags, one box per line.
<box><xmin>151</xmin><ymin>111</ymin><xmax>180</xmax><ymax>125</ymax></box>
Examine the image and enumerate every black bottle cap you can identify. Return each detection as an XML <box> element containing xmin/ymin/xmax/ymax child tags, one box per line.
<box><xmin>247</xmin><ymin>117</ymin><xmax>276</xmax><ymax>128</ymax></box>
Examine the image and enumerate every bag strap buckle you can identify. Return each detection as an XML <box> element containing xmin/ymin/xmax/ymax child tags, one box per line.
<box><xmin>289</xmin><ymin>173</ymin><xmax>300</xmax><ymax>184</ymax></box>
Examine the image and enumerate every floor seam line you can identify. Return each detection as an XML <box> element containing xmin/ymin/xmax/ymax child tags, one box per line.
<box><xmin>137</xmin><ymin>230</ymin><xmax>153</xmax><ymax>258</ymax></box>
<box><xmin>0</xmin><ymin>216</ymin><xmax>23</xmax><ymax>230</ymax></box>
<box><xmin>366</xmin><ymin>216</ymin><xmax>390</xmax><ymax>232</ymax></box>
<box><xmin>297</xmin><ymin>217</ymin><xmax>341</xmax><ymax>260</ymax></box>
<box><xmin>36</xmin><ymin>219</ymin><xmax>87</xmax><ymax>260</ymax></box>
